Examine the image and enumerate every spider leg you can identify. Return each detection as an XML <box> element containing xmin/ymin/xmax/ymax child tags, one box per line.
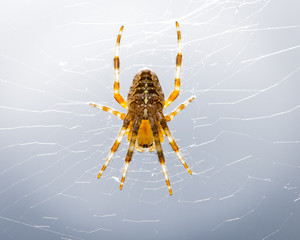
<box><xmin>97</xmin><ymin>116</ymin><xmax>131</xmax><ymax>179</ymax></box>
<box><xmin>89</xmin><ymin>102</ymin><xmax>126</xmax><ymax>120</ymax></box>
<box><xmin>120</xmin><ymin>117</ymin><xmax>142</xmax><ymax>190</ymax></box>
<box><xmin>149</xmin><ymin>116</ymin><xmax>173</xmax><ymax>195</ymax></box>
<box><xmin>164</xmin><ymin>21</ymin><xmax>182</xmax><ymax>109</ymax></box>
<box><xmin>114</xmin><ymin>25</ymin><xmax>128</xmax><ymax>109</ymax></box>
<box><xmin>165</xmin><ymin>96</ymin><xmax>196</xmax><ymax>122</ymax></box>
<box><xmin>157</xmin><ymin>112</ymin><xmax>192</xmax><ymax>174</ymax></box>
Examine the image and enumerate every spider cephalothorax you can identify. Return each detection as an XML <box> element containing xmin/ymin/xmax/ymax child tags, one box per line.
<box><xmin>90</xmin><ymin>22</ymin><xmax>195</xmax><ymax>195</ymax></box>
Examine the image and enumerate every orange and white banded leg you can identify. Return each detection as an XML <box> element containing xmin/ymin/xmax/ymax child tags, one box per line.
<box><xmin>150</xmin><ymin>117</ymin><xmax>173</xmax><ymax>195</ymax></box>
<box><xmin>89</xmin><ymin>102</ymin><xmax>126</xmax><ymax>120</ymax></box>
<box><xmin>97</xmin><ymin>119</ymin><xmax>130</xmax><ymax>179</ymax></box>
<box><xmin>165</xmin><ymin>96</ymin><xmax>196</xmax><ymax>122</ymax></box>
<box><xmin>164</xmin><ymin>21</ymin><xmax>182</xmax><ymax>109</ymax></box>
<box><xmin>158</xmin><ymin>114</ymin><xmax>192</xmax><ymax>174</ymax></box>
<box><xmin>114</xmin><ymin>25</ymin><xmax>128</xmax><ymax>109</ymax></box>
<box><xmin>120</xmin><ymin>118</ymin><xmax>141</xmax><ymax>190</ymax></box>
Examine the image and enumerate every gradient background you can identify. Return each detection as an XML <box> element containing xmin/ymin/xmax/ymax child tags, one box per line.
<box><xmin>1</xmin><ymin>0</ymin><xmax>300</xmax><ymax>239</ymax></box>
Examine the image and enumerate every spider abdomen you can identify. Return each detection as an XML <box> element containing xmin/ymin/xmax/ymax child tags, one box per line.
<box><xmin>127</xmin><ymin>69</ymin><xmax>165</xmax><ymax>115</ymax></box>
<box><xmin>126</xmin><ymin>69</ymin><xmax>165</xmax><ymax>150</ymax></box>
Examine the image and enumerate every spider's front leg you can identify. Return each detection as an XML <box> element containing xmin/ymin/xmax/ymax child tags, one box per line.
<box><xmin>157</xmin><ymin>112</ymin><xmax>192</xmax><ymax>174</ymax></box>
<box><xmin>149</xmin><ymin>116</ymin><xmax>173</xmax><ymax>195</ymax></box>
<box><xmin>97</xmin><ymin>114</ymin><xmax>131</xmax><ymax>179</ymax></box>
<box><xmin>120</xmin><ymin>117</ymin><xmax>142</xmax><ymax>190</ymax></box>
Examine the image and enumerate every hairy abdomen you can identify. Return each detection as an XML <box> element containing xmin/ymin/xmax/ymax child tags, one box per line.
<box><xmin>126</xmin><ymin>69</ymin><xmax>165</xmax><ymax>150</ymax></box>
<box><xmin>127</xmin><ymin>69</ymin><xmax>164</xmax><ymax>114</ymax></box>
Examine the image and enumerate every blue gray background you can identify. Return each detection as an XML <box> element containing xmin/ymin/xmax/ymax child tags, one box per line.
<box><xmin>1</xmin><ymin>0</ymin><xmax>300</xmax><ymax>239</ymax></box>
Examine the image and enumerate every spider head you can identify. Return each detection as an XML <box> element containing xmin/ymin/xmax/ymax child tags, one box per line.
<box><xmin>140</xmin><ymin>142</ymin><xmax>153</xmax><ymax>149</ymax></box>
<box><xmin>134</xmin><ymin>119</ymin><xmax>164</xmax><ymax>152</ymax></box>
<box><xmin>136</xmin><ymin>120</ymin><xmax>154</xmax><ymax>151</ymax></box>
<box><xmin>136</xmin><ymin>142</ymin><xmax>155</xmax><ymax>152</ymax></box>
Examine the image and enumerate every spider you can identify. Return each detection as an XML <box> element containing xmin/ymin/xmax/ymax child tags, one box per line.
<box><xmin>89</xmin><ymin>22</ymin><xmax>195</xmax><ymax>195</ymax></box>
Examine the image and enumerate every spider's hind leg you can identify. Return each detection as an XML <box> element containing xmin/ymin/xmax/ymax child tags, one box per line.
<box><xmin>89</xmin><ymin>102</ymin><xmax>126</xmax><ymax>120</ymax></box>
<box><xmin>164</xmin><ymin>21</ymin><xmax>182</xmax><ymax>109</ymax></box>
<box><xmin>165</xmin><ymin>96</ymin><xmax>195</xmax><ymax>121</ymax></box>
<box><xmin>113</xmin><ymin>25</ymin><xmax>128</xmax><ymax>109</ymax></box>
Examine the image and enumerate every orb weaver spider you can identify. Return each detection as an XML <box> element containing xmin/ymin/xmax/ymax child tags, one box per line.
<box><xmin>89</xmin><ymin>22</ymin><xmax>195</xmax><ymax>195</ymax></box>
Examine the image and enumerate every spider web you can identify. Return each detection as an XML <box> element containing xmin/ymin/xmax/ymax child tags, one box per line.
<box><xmin>1</xmin><ymin>0</ymin><xmax>300</xmax><ymax>239</ymax></box>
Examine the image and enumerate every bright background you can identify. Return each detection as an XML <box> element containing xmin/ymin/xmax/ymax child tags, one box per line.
<box><xmin>1</xmin><ymin>0</ymin><xmax>300</xmax><ymax>239</ymax></box>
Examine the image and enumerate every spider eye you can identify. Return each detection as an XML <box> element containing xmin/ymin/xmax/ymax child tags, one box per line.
<box><xmin>141</xmin><ymin>143</ymin><xmax>153</xmax><ymax>148</ymax></box>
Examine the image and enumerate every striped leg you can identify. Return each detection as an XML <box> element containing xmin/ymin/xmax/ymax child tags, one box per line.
<box><xmin>158</xmin><ymin>113</ymin><xmax>192</xmax><ymax>175</ymax></box>
<box><xmin>120</xmin><ymin>118</ymin><xmax>141</xmax><ymax>190</ymax></box>
<box><xmin>165</xmin><ymin>96</ymin><xmax>196</xmax><ymax>122</ymax></box>
<box><xmin>149</xmin><ymin>116</ymin><xmax>173</xmax><ymax>195</ymax></box>
<box><xmin>97</xmin><ymin>117</ymin><xmax>130</xmax><ymax>179</ymax></box>
<box><xmin>89</xmin><ymin>102</ymin><xmax>126</xmax><ymax>120</ymax></box>
<box><xmin>164</xmin><ymin>21</ymin><xmax>182</xmax><ymax>109</ymax></box>
<box><xmin>114</xmin><ymin>25</ymin><xmax>128</xmax><ymax>109</ymax></box>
